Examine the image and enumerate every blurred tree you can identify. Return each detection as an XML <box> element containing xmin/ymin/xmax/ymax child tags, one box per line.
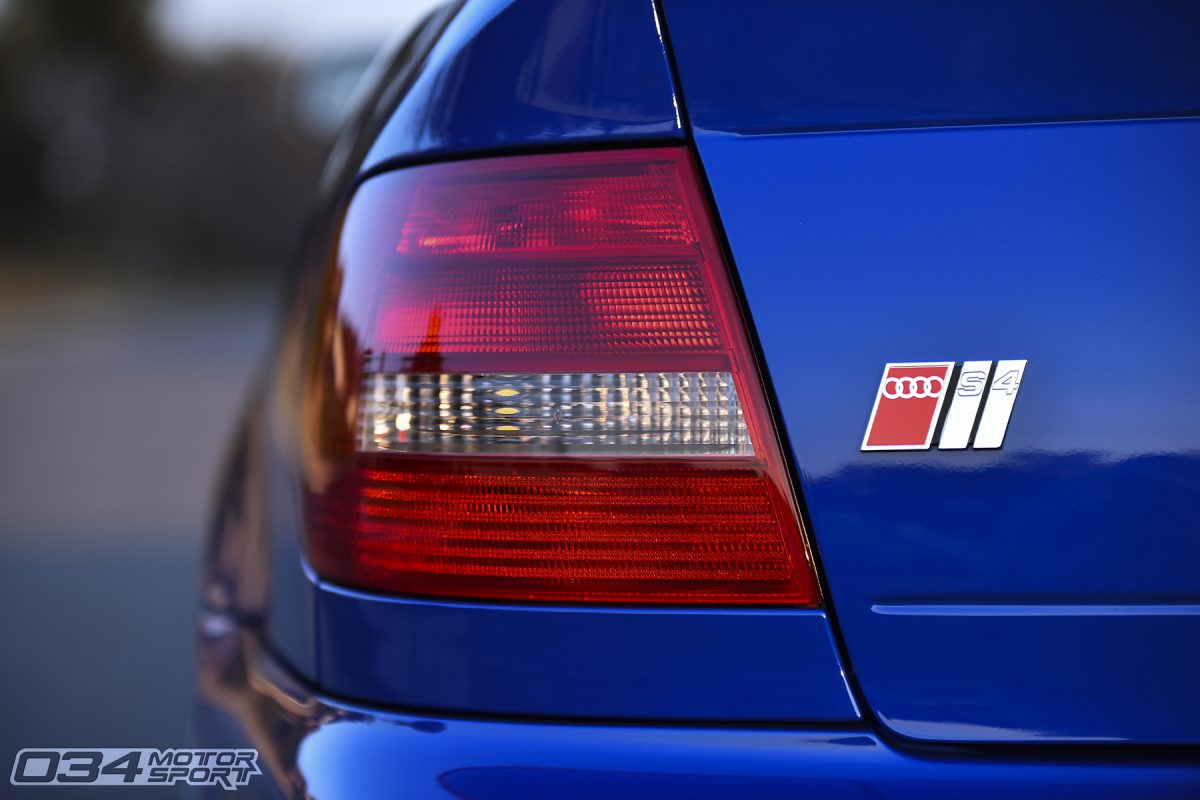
<box><xmin>0</xmin><ymin>0</ymin><xmax>327</xmax><ymax>278</ymax></box>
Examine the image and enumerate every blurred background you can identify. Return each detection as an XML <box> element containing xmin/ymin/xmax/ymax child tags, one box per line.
<box><xmin>0</xmin><ymin>0</ymin><xmax>439</xmax><ymax>788</ymax></box>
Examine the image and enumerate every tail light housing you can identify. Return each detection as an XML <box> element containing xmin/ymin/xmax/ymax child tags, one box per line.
<box><xmin>303</xmin><ymin>147</ymin><xmax>820</xmax><ymax>605</ymax></box>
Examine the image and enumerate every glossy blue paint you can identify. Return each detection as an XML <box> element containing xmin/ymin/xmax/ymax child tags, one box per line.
<box><xmin>295</xmin><ymin>717</ymin><xmax>1199</xmax><ymax>800</ymax></box>
<box><xmin>315</xmin><ymin>579</ymin><xmax>859</xmax><ymax>721</ymax></box>
<box><xmin>200</xmin><ymin>399</ymin><xmax>319</xmax><ymax>680</ymax></box>
<box><xmin>361</xmin><ymin>0</ymin><xmax>681</xmax><ymax>172</ymax></box>
<box><xmin>661</xmin><ymin>0</ymin><xmax>1200</xmax><ymax>134</ymax></box>
<box><xmin>195</xmin><ymin>620</ymin><xmax>1200</xmax><ymax>799</ymax></box>
<box><xmin>682</xmin><ymin>117</ymin><xmax>1200</xmax><ymax>742</ymax></box>
<box><xmin>261</xmin><ymin>408</ymin><xmax>319</xmax><ymax>678</ymax></box>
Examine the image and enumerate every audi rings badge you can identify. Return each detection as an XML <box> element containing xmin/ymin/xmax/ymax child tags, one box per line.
<box><xmin>881</xmin><ymin>375</ymin><xmax>945</xmax><ymax>400</ymax></box>
<box><xmin>862</xmin><ymin>360</ymin><xmax>1027</xmax><ymax>451</ymax></box>
<box><xmin>862</xmin><ymin>362</ymin><xmax>954</xmax><ymax>450</ymax></box>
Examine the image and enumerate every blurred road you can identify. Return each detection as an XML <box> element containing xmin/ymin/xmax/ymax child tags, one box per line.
<box><xmin>0</xmin><ymin>276</ymin><xmax>274</xmax><ymax>796</ymax></box>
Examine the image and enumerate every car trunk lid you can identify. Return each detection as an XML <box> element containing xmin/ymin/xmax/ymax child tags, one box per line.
<box><xmin>663</xmin><ymin>0</ymin><xmax>1200</xmax><ymax>744</ymax></box>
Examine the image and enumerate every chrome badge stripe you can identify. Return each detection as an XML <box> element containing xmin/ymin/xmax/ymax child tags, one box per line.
<box><xmin>972</xmin><ymin>359</ymin><xmax>1028</xmax><ymax>449</ymax></box>
<box><xmin>937</xmin><ymin>360</ymin><xmax>992</xmax><ymax>450</ymax></box>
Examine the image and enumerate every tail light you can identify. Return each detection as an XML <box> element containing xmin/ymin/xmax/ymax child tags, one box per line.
<box><xmin>303</xmin><ymin>147</ymin><xmax>820</xmax><ymax>605</ymax></box>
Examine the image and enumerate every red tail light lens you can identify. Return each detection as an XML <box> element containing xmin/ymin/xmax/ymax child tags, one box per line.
<box><xmin>304</xmin><ymin>147</ymin><xmax>820</xmax><ymax>605</ymax></box>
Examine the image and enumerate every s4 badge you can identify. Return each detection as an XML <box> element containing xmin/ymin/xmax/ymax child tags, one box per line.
<box><xmin>862</xmin><ymin>360</ymin><xmax>1027</xmax><ymax>451</ymax></box>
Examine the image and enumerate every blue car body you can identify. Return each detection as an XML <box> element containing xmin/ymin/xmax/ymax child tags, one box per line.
<box><xmin>196</xmin><ymin>0</ymin><xmax>1200</xmax><ymax>796</ymax></box>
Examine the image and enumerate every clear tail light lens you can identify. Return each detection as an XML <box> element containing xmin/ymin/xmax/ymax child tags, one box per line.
<box><xmin>303</xmin><ymin>147</ymin><xmax>820</xmax><ymax>605</ymax></box>
<box><xmin>359</xmin><ymin>371</ymin><xmax>751</xmax><ymax>455</ymax></box>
